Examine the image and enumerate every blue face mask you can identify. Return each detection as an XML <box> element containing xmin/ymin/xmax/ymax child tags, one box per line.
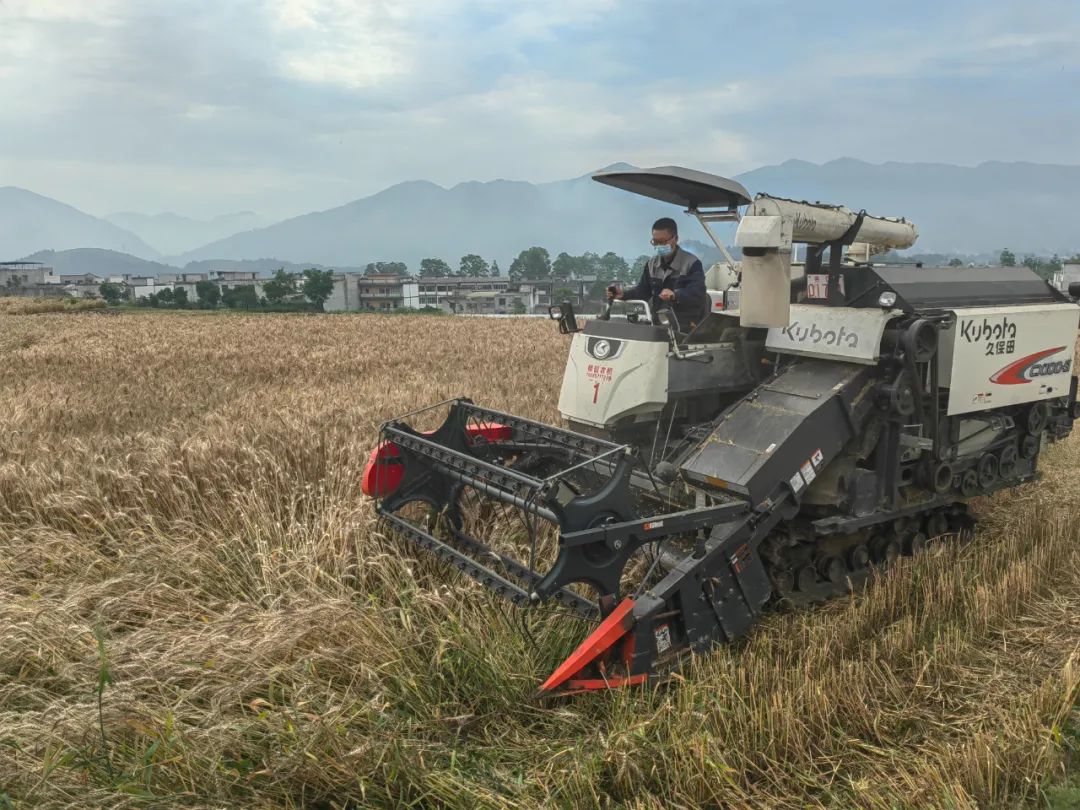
<box><xmin>654</xmin><ymin>244</ymin><xmax>673</xmax><ymax>257</ymax></box>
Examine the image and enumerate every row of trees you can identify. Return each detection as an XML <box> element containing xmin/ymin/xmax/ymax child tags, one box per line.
<box><xmin>417</xmin><ymin>256</ymin><xmax>504</xmax><ymax>278</ymax></box>
<box><xmin>366</xmin><ymin>256</ymin><xmax>504</xmax><ymax>278</ymax></box>
<box><xmin>508</xmin><ymin>248</ymin><xmax>649</xmax><ymax>283</ymax></box>
<box><xmin>998</xmin><ymin>249</ymin><xmax>1079</xmax><ymax>281</ymax></box>
<box><xmin>363</xmin><ymin>249</ymin><xmax>652</xmax><ymax>283</ymax></box>
<box><xmin>260</xmin><ymin>268</ymin><xmax>335</xmax><ymax>308</ymax></box>
<box><xmin>98</xmin><ymin>269</ymin><xmax>337</xmax><ymax>311</ymax></box>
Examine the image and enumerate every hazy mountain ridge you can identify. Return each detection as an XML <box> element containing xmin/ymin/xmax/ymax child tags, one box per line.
<box><xmin>21</xmin><ymin>248</ymin><xmax>177</xmax><ymax>277</ymax></box>
<box><xmin>174</xmin><ymin>159</ymin><xmax>1080</xmax><ymax>267</ymax></box>
<box><xmin>106</xmin><ymin>210</ymin><xmax>271</xmax><ymax>256</ymax></box>
<box><xmin>5</xmin><ymin>160</ymin><xmax>1079</xmax><ymax>272</ymax></box>
<box><xmin>173</xmin><ymin>166</ymin><xmax>711</xmax><ymax>268</ymax></box>
<box><xmin>0</xmin><ymin>187</ymin><xmax>160</xmax><ymax>261</ymax></box>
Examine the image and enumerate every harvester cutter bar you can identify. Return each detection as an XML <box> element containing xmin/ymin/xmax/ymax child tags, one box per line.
<box><xmin>381</xmin><ymin>512</ymin><xmax>532</xmax><ymax>604</ymax></box>
<box><xmin>449</xmin><ymin>528</ymin><xmax>598</xmax><ymax>617</ymax></box>
<box><xmin>380</xmin><ymin>512</ymin><xmax>598</xmax><ymax>618</ymax></box>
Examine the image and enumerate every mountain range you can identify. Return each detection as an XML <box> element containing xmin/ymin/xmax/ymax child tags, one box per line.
<box><xmin>21</xmin><ymin>248</ymin><xmax>177</xmax><ymax>277</ymax></box>
<box><xmin>5</xmin><ymin>159</ymin><xmax>1079</xmax><ymax>272</ymax></box>
<box><xmin>104</xmin><ymin>211</ymin><xmax>270</xmax><ymax>256</ymax></box>
<box><xmin>1</xmin><ymin>187</ymin><xmax>159</xmax><ymax>261</ymax></box>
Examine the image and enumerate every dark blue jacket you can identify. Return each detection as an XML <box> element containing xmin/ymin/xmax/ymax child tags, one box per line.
<box><xmin>622</xmin><ymin>247</ymin><xmax>708</xmax><ymax>328</ymax></box>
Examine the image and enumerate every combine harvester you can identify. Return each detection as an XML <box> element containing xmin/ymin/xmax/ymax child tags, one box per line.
<box><xmin>363</xmin><ymin>167</ymin><xmax>1080</xmax><ymax>697</ymax></box>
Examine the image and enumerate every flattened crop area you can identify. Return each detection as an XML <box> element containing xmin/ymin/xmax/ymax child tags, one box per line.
<box><xmin>1</xmin><ymin>311</ymin><xmax>1078</xmax><ymax>809</ymax></box>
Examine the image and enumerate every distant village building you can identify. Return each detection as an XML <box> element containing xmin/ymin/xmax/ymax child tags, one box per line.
<box><xmin>57</xmin><ymin>272</ymin><xmax>103</xmax><ymax>286</ymax></box>
<box><xmin>210</xmin><ymin>270</ymin><xmax>259</xmax><ymax>285</ymax></box>
<box><xmin>416</xmin><ymin>277</ymin><xmax>508</xmax><ymax>308</ymax></box>
<box><xmin>0</xmin><ymin>256</ymin><xmax>609</xmax><ymax>313</ymax></box>
<box><xmin>325</xmin><ymin>273</ymin><xmax>419</xmax><ymax>311</ymax></box>
<box><xmin>0</xmin><ymin>261</ymin><xmax>65</xmax><ymax>298</ymax></box>
<box><xmin>306</xmin><ymin>273</ymin><xmax>600</xmax><ymax>314</ymax></box>
<box><xmin>449</xmin><ymin>289</ymin><xmax>535</xmax><ymax>315</ymax></box>
<box><xmin>0</xmin><ymin>261</ymin><xmax>59</xmax><ymax>288</ymax></box>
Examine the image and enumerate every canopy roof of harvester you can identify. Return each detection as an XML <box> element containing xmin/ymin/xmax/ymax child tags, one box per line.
<box><xmin>592</xmin><ymin>166</ymin><xmax>752</xmax><ymax>211</ymax></box>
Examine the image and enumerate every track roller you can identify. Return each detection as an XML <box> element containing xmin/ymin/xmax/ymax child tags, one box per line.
<box><xmin>871</xmin><ymin>532</ymin><xmax>902</xmax><ymax>564</ymax></box>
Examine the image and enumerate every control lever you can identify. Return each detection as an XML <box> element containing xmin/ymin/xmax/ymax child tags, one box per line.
<box><xmin>596</xmin><ymin>285</ymin><xmax>619</xmax><ymax>321</ymax></box>
<box><xmin>656</xmin><ymin>308</ymin><xmax>706</xmax><ymax>360</ymax></box>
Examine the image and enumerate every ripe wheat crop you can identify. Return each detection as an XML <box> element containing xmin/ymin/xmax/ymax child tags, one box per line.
<box><xmin>0</xmin><ymin>297</ymin><xmax>105</xmax><ymax>315</ymax></box>
<box><xmin>1</xmin><ymin>310</ymin><xmax>1078</xmax><ymax>809</ymax></box>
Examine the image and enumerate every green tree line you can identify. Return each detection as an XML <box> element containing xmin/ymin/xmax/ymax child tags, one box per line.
<box><xmin>998</xmin><ymin>249</ymin><xmax>1079</xmax><ymax>281</ymax></box>
<box><xmin>104</xmin><ymin>269</ymin><xmax>336</xmax><ymax>312</ymax></box>
<box><xmin>362</xmin><ymin>249</ymin><xmax>652</xmax><ymax>283</ymax></box>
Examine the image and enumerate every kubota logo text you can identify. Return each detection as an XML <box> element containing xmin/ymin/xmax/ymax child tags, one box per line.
<box><xmin>989</xmin><ymin>347</ymin><xmax>1071</xmax><ymax>385</ymax></box>
<box><xmin>961</xmin><ymin>316</ymin><xmax>1017</xmax><ymax>343</ymax></box>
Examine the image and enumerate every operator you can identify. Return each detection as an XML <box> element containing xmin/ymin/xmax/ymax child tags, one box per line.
<box><xmin>607</xmin><ymin>217</ymin><xmax>708</xmax><ymax>330</ymax></box>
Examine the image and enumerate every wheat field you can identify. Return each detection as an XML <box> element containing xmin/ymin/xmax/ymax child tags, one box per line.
<box><xmin>1</xmin><ymin>309</ymin><xmax>1078</xmax><ymax>809</ymax></box>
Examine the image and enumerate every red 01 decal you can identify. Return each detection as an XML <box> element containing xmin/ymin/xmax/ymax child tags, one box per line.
<box><xmin>593</xmin><ymin>381</ymin><xmax>600</xmax><ymax>403</ymax></box>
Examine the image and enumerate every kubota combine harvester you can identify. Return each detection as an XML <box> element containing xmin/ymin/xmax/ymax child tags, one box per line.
<box><xmin>362</xmin><ymin>167</ymin><xmax>1080</xmax><ymax>697</ymax></box>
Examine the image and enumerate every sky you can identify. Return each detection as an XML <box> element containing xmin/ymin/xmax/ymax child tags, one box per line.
<box><xmin>1</xmin><ymin>0</ymin><xmax>1077</xmax><ymax>220</ymax></box>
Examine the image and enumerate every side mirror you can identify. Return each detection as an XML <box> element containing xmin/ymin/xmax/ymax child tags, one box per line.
<box><xmin>1069</xmin><ymin>282</ymin><xmax>1080</xmax><ymax>301</ymax></box>
<box><xmin>548</xmin><ymin>300</ymin><xmax>580</xmax><ymax>334</ymax></box>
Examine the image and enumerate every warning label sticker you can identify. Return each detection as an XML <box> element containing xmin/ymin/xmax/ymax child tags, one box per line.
<box><xmin>800</xmin><ymin>460</ymin><xmax>817</xmax><ymax>485</ymax></box>
<box><xmin>654</xmin><ymin>624</ymin><xmax>672</xmax><ymax>653</ymax></box>
<box><xmin>789</xmin><ymin>471</ymin><xmax>805</xmax><ymax>492</ymax></box>
<box><xmin>811</xmin><ymin>448</ymin><xmax>824</xmax><ymax>468</ymax></box>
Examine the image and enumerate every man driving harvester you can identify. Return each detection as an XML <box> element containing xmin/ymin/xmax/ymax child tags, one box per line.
<box><xmin>608</xmin><ymin>217</ymin><xmax>708</xmax><ymax>331</ymax></box>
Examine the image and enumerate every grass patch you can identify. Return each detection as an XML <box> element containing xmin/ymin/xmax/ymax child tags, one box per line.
<box><xmin>0</xmin><ymin>296</ymin><xmax>106</xmax><ymax>315</ymax></box>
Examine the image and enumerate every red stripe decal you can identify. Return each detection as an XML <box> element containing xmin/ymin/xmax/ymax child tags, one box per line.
<box><xmin>989</xmin><ymin>347</ymin><xmax>1066</xmax><ymax>385</ymax></box>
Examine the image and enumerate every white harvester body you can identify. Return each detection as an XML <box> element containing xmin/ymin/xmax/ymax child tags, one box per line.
<box><xmin>557</xmin><ymin>330</ymin><xmax>670</xmax><ymax>429</ymax></box>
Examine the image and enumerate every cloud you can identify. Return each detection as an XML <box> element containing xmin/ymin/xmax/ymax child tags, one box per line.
<box><xmin>1</xmin><ymin>0</ymin><xmax>128</xmax><ymax>21</ymax></box>
<box><xmin>268</xmin><ymin>0</ymin><xmax>426</xmax><ymax>89</ymax></box>
<box><xmin>264</xmin><ymin>0</ymin><xmax>621</xmax><ymax>91</ymax></box>
<box><xmin>0</xmin><ymin>0</ymin><xmax>1075</xmax><ymax>220</ymax></box>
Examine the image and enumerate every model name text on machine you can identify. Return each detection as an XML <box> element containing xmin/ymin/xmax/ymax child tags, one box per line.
<box><xmin>989</xmin><ymin>347</ymin><xmax>1071</xmax><ymax>385</ymax></box>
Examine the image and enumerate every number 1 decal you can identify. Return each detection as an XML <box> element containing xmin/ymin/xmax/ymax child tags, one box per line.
<box><xmin>593</xmin><ymin>381</ymin><xmax>600</xmax><ymax>404</ymax></box>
